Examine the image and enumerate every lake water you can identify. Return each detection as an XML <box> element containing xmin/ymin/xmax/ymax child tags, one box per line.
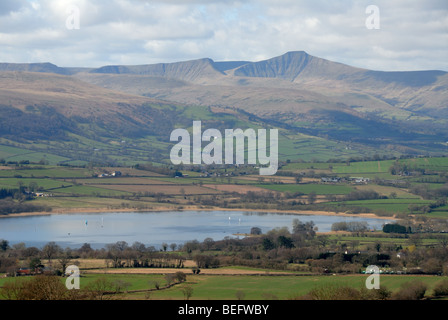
<box><xmin>0</xmin><ymin>210</ymin><xmax>391</xmax><ymax>249</ymax></box>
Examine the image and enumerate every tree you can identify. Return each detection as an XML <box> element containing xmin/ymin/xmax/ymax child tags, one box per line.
<box><xmin>375</xmin><ymin>242</ymin><xmax>382</xmax><ymax>253</ymax></box>
<box><xmin>151</xmin><ymin>280</ymin><xmax>161</xmax><ymax>290</ymax></box>
<box><xmin>292</xmin><ymin>219</ymin><xmax>316</xmax><ymax>238</ymax></box>
<box><xmin>28</xmin><ymin>182</ymin><xmax>38</xmax><ymax>192</ymax></box>
<box><xmin>79</xmin><ymin>243</ymin><xmax>93</xmax><ymax>255</ymax></box>
<box><xmin>175</xmin><ymin>271</ymin><xmax>187</xmax><ymax>283</ymax></box>
<box><xmin>262</xmin><ymin>238</ymin><xmax>275</xmax><ymax>251</ymax></box>
<box><xmin>29</xmin><ymin>257</ymin><xmax>43</xmax><ymax>271</ymax></box>
<box><xmin>42</xmin><ymin>242</ymin><xmax>61</xmax><ymax>266</ymax></box>
<box><xmin>203</xmin><ymin>238</ymin><xmax>214</xmax><ymax>250</ymax></box>
<box><xmin>277</xmin><ymin>235</ymin><xmax>294</xmax><ymax>249</ymax></box>
<box><xmin>112</xmin><ymin>280</ymin><xmax>131</xmax><ymax>293</ymax></box>
<box><xmin>433</xmin><ymin>279</ymin><xmax>448</xmax><ymax>297</ymax></box>
<box><xmin>0</xmin><ymin>239</ymin><xmax>9</xmax><ymax>251</ymax></box>
<box><xmin>306</xmin><ymin>284</ymin><xmax>362</xmax><ymax>300</ymax></box>
<box><xmin>194</xmin><ymin>254</ymin><xmax>219</xmax><ymax>268</ymax></box>
<box><xmin>392</xmin><ymin>281</ymin><xmax>427</xmax><ymax>300</ymax></box>
<box><xmin>131</xmin><ymin>241</ymin><xmax>146</xmax><ymax>253</ymax></box>
<box><xmin>165</xmin><ymin>274</ymin><xmax>176</xmax><ymax>286</ymax></box>
<box><xmin>383</xmin><ymin>223</ymin><xmax>407</xmax><ymax>234</ymax></box>
<box><xmin>20</xmin><ymin>275</ymin><xmax>70</xmax><ymax>300</ymax></box>
<box><xmin>106</xmin><ymin>241</ymin><xmax>129</xmax><ymax>268</ymax></box>
<box><xmin>235</xmin><ymin>290</ymin><xmax>246</xmax><ymax>300</ymax></box>
<box><xmin>85</xmin><ymin>277</ymin><xmax>114</xmax><ymax>300</ymax></box>
<box><xmin>181</xmin><ymin>284</ymin><xmax>194</xmax><ymax>300</ymax></box>
<box><xmin>58</xmin><ymin>255</ymin><xmax>73</xmax><ymax>275</ymax></box>
<box><xmin>250</xmin><ymin>227</ymin><xmax>262</xmax><ymax>235</ymax></box>
<box><xmin>316</xmin><ymin>235</ymin><xmax>330</xmax><ymax>249</ymax></box>
<box><xmin>23</xmin><ymin>246</ymin><xmax>40</xmax><ymax>258</ymax></box>
<box><xmin>114</xmin><ymin>241</ymin><xmax>129</xmax><ymax>251</ymax></box>
<box><xmin>307</xmin><ymin>191</ymin><xmax>317</xmax><ymax>204</ymax></box>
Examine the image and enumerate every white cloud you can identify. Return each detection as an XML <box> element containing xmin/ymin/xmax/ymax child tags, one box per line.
<box><xmin>0</xmin><ymin>0</ymin><xmax>446</xmax><ymax>71</ymax></box>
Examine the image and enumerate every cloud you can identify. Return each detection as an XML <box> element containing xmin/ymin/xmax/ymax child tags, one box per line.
<box><xmin>0</xmin><ymin>0</ymin><xmax>446</xmax><ymax>71</ymax></box>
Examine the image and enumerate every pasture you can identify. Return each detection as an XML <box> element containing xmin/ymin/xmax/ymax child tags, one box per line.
<box><xmin>2</xmin><ymin>271</ymin><xmax>445</xmax><ymax>300</ymax></box>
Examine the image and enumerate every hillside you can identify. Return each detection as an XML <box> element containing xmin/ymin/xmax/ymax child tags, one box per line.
<box><xmin>0</xmin><ymin>71</ymin><xmax>200</xmax><ymax>164</ymax></box>
<box><xmin>73</xmin><ymin>52</ymin><xmax>448</xmax><ymax>154</ymax></box>
<box><xmin>0</xmin><ymin>51</ymin><xmax>447</xmax><ymax>166</ymax></box>
<box><xmin>90</xmin><ymin>58</ymin><xmax>225</xmax><ymax>83</ymax></box>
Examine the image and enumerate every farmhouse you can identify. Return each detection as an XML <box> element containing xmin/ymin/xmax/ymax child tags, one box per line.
<box><xmin>321</xmin><ymin>177</ymin><xmax>341</xmax><ymax>183</ymax></box>
<box><xmin>16</xmin><ymin>268</ymin><xmax>32</xmax><ymax>276</ymax></box>
<box><xmin>349</xmin><ymin>177</ymin><xmax>370</xmax><ymax>184</ymax></box>
<box><xmin>34</xmin><ymin>192</ymin><xmax>51</xmax><ymax>197</ymax></box>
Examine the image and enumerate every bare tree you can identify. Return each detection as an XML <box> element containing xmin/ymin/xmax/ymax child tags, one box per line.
<box><xmin>58</xmin><ymin>255</ymin><xmax>73</xmax><ymax>274</ymax></box>
<box><xmin>203</xmin><ymin>238</ymin><xmax>215</xmax><ymax>250</ymax></box>
<box><xmin>181</xmin><ymin>284</ymin><xmax>194</xmax><ymax>300</ymax></box>
<box><xmin>307</xmin><ymin>191</ymin><xmax>317</xmax><ymax>204</ymax></box>
<box><xmin>42</xmin><ymin>242</ymin><xmax>61</xmax><ymax>266</ymax></box>
<box><xmin>235</xmin><ymin>290</ymin><xmax>246</xmax><ymax>300</ymax></box>
<box><xmin>85</xmin><ymin>277</ymin><xmax>114</xmax><ymax>300</ymax></box>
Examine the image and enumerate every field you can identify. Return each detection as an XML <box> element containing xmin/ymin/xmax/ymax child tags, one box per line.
<box><xmin>332</xmin><ymin>160</ymin><xmax>395</xmax><ymax>175</ymax></box>
<box><xmin>1</xmin><ymin>156</ymin><xmax>448</xmax><ymax>301</ymax></box>
<box><xmin>1</xmin><ymin>156</ymin><xmax>448</xmax><ymax>217</ymax></box>
<box><xmin>143</xmin><ymin>274</ymin><xmax>448</xmax><ymax>300</ymax></box>
<box><xmin>1</xmin><ymin>270</ymin><xmax>445</xmax><ymax>300</ymax></box>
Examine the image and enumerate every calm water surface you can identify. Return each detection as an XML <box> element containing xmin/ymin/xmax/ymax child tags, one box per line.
<box><xmin>0</xmin><ymin>210</ymin><xmax>391</xmax><ymax>249</ymax></box>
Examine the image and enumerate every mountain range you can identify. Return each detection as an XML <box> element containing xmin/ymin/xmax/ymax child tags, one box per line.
<box><xmin>0</xmin><ymin>51</ymin><xmax>447</xmax><ymax>165</ymax></box>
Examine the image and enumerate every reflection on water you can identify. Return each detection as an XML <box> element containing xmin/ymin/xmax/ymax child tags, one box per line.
<box><xmin>0</xmin><ymin>210</ymin><xmax>390</xmax><ymax>249</ymax></box>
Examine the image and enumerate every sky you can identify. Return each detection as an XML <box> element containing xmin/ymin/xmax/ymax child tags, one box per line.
<box><xmin>0</xmin><ymin>0</ymin><xmax>447</xmax><ymax>71</ymax></box>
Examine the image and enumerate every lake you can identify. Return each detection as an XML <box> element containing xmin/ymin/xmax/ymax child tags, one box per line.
<box><xmin>0</xmin><ymin>210</ymin><xmax>391</xmax><ymax>249</ymax></box>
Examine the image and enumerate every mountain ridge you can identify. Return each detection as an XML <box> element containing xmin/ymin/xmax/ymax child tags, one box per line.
<box><xmin>2</xmin><ymin>50</ymin><xmax>446</xmax><ymax>81</ymax></box>
<box><xmin>0</xmin><ymin>51</ymin><xmax>447</xmax><ymax>164</ymax></box>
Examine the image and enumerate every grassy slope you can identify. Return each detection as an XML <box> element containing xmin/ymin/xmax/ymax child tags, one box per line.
<box><xmin>1</xmin><ymin>272</ymin><xmax>445</xmax><ymax>300</ymax></box>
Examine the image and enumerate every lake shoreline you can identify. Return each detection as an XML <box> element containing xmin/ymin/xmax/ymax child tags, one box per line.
<box><xmin>0</xmin><ymin>205</ymin><xmax>396</xmax><ymax>220</ymax></box>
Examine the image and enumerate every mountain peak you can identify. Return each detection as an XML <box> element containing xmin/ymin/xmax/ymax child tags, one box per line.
<box><xmin>233</xmin><ymin>51</ymin><xmax>313</xmax><ymax>80</ymax></box>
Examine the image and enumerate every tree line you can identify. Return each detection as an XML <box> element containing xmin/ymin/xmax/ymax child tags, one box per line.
<box><xmin>1</xmin><ymin>217</ymin><xmax>448</xmax><ymax>278</ymax></box>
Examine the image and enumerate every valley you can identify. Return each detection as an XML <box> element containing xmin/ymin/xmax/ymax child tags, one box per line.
<box><xmin>1</xmin><ymin>52</ymin><xmax>447</xmax><ymax>302</ymax></box>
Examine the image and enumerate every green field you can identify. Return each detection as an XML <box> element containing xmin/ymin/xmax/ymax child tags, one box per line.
<box><xmin>1</xmin><ymin>155</ymin><xmax>447</xmax><ymax>220</ymax></box>
<box><xmin>0</xmin><ymin>166</ymin><xmax>93</xmax><ymax>178</ymax></box>
<box><xmin>398</xmin><ymin>157</ymin><xmax>448</xmax><ymax>172</ymax></box>
<box><xmin>80</xmin><ymin>274</ymin><xmax>448</xmax><ymax>300</ymax></box>
<box><xmin>0</xmin><ymin>178</ymin><xmax>73</xmax><ymax>190</ymax></box>
<box><xmin>332</xmin><ymin>160</ymin><xmax>395</xmax><ymax>174</ymax></box>
<box><xmin>281</xmin><ymin>162</ymin><xmax>335</xmax><ymax>171</ymax></box>
<box><xmin>2</xmin><ymin>273</ymin><xmax>444</xmax><ymax>300</ymax></box>
<box><xmin>0</xmin><ymin>144</ymin><xmax>70</xmax><ymax>165</ymax></box>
